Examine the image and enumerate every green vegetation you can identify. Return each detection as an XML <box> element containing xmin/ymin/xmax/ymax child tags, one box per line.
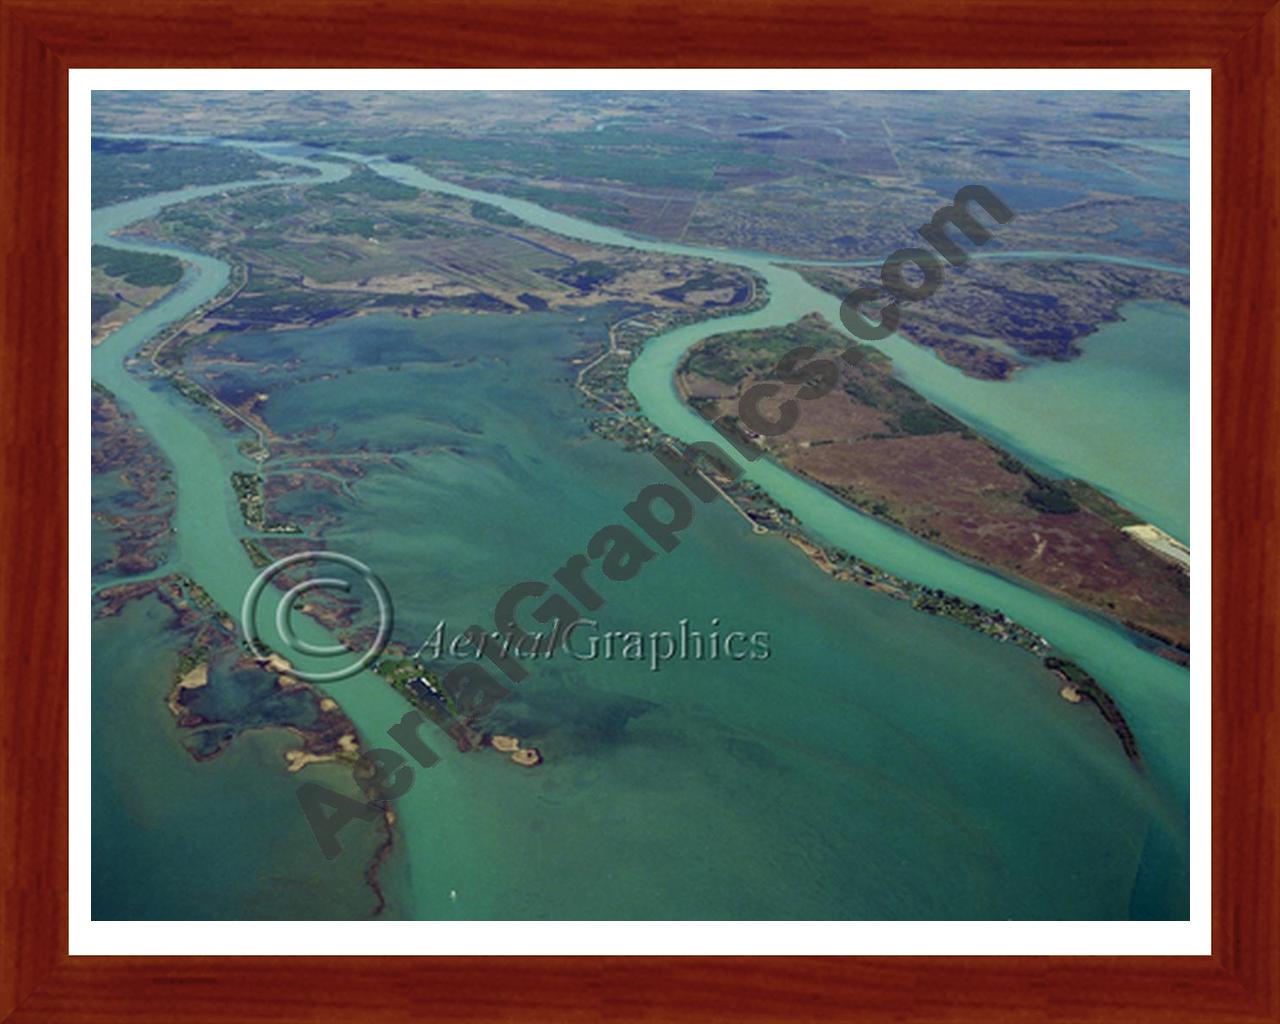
<box><xmin>494</xmin><ymin>182</ymin><xmax>632</xmax><ymax>225</ymax></box>
<box><xmin>1023</xmin><ymin>487</ymin><xmax>1078</xmax><ymax>514</ymax></box>
<box><xmin>1061</xmin><ymin>479</ymin><xmax>1144</xmax><ymax>527</ymax></box>
<box><xmin>92</xmin><ymin>245</ymin><xmax>183</xmax><ymax>287</ymax></box>
<box><xmin>898</xmin><ymin>405</ymin><xmax>964</xmax><ymax>436</ymax></box>
<box><xmin>840</xmin><ymin>377</ymin><xmax>880</xmax><ymax>408</ymax></box>
<box><xmin>551</xmin><ymin>260</ymin><xmax>619</xmax><ymax>290</ymax></box>
<box><xmin>92</xmin><ymin>138</ymin><xmax>289</xmax><ymax>207</ymax></box>
<box><xmin>374</xmin><ymin>658</ymin><xmax>422</xmax><ymax>684</ymax></box>
<box><xmin>238</xmin><ymin>438</ymin><xmax>268</xmax><ymax>462</ymax></box>
<box><xmin>1000</xmin><ymin>457</ymin><xmax>1105</xmax><ymax>519</ymax></box>
<box><xmin>656</xmin><ymin>269</ymin><xmax>748</xmax><ymax>304</ymax></box>
<box><xmin>1047</xmin><ymin>656</ymin><xmax>1094</xmax><ymax>686</ymax></box>
<box><xmin>913</xmin><ymin>589</ymin><xmax>1012</xmax><ymax>632</ymax></box>
<box><xmin>1045</xmin><ymin>656</ymin><xmax>1140</xmax><ymax>760</ymax></box>
<box><xmin>227</xmin><ymin>194</ymin><xmax>306</xmax><ymax>221</ymax></box>
<box><xmin>308</xmin><ymin>214</ymin><xmax>382</xmax><ymax>237</ymax></box>
<box><xmin>150</xmin><ymin>208</ymin><xmax>225</xmax><ymax>249</ymax></box>
<box><xmin>470</xmin><ymin>201</ymin><xmax>523</xmax><ymax>226</ymax></box>
<box><xmin>232</xmin><ymin>472</ymin><xmax>265</xmax><ymax>528</ymax></box>
<box><xmin>175</xmin><ymin>645</ymin><xmax>210</xmax><ymax>680</ymax></box>
<box><xmin>177</xmin><ymin>575</ymin><xmax>217</xmax><ymax>613</ymax></box>
<box><xmin>354</xmin><ymin>127</ymin><xmax>773</xmax><ymax>195</ymax></box>
<box><xmin>681</xmin><ymin>316</ymin><xmax>967</xmax><ymax>440</ymax></box>
<box><xmin>681</xmin><ymin>317</ymin><xmax>847</xmax><ymax>385</ymax></box>
<box><xmin>239</xmin><ymin>537</ymin><xmax>273</xmax><ymax>568</ymax></box>
<box><xmin>231</xmin><ymin>471</ymin><xmax>301</xmax><ymax>534</ymax></box>
<box><xmin>377</xmin><ymin>660</ymin><xmax>459</xmax><ymax>718</ymax></box>
<box><xmin>298</xmin><ymin>202</ymin><xmax>465</xmax><ymax>241</ymax></box>
<box><xmin>171</xmin><ymin>374</ymin><xmax>224</xmax><ymax>415</ymax></box>
<box><xmin>309</xmin><ymin>165</ymin><xmax>420</xmax><ymax>201</ymax></box>
<box><xmin>1022</xmin><ymin>470</ymin><xmax>1080</xmax><ymax>515</ymax></box>
<box><xmin>91</xmin><ymin>292</ymin><xmax>117</xmax><ymax>322</ymax></box>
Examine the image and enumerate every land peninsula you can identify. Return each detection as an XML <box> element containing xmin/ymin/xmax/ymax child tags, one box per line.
<box><xmin>675</xmin><ymin>314</ymin><xmax>1189</xmax><ymax>653</ymax></box>
<box><xmin>795</xmin><ymin>259</ymin><xmax>1189</xmax><ymax>380</ymax></box>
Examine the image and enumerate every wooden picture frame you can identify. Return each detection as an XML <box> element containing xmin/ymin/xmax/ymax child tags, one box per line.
<box><xmin>3</xmin><ymin>1</ymin><xmax>1275</xmax><ymax>1019</ymax></box>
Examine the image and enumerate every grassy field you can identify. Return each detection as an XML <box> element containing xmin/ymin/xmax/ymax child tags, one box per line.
<box><xmin>92</xmin><ymin>138</ymin><xmax>290</xmax><ymax>207</ymax></box>
<box><xmin>92</xmin><ymin>245</ymin><xmax>183</xmax><ymax>287</ymax></box>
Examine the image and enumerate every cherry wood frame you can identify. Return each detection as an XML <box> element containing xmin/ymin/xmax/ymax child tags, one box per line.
<box><xmin>2</xmin><ymin>1</ymin><xmax>1276</xmax><ymax>1020</ymax></box>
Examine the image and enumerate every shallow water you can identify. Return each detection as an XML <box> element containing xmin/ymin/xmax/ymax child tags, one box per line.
<box><xmin>233</xmin><ymin>310</ymin><xmax>1176</xmax><ymax>920</ymax></box>
<box><xmin>91</xmin><ymin>597</ymin><xmax>403</xmax><ymax>920</ymax></box>
<box><xmin>90</xmin><ymin>136</ymin><xmax>1191</xmax><ymax>920</ymax></box>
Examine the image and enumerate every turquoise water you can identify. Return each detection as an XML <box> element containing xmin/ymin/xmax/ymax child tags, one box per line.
<box><xmin>91</xmin><ymin>596</ymin><xmax>404</xmax><ymax>919</ymax></box>
<box><xmin>359</xmin><ymin>153</ymin><xmax>1190</xmax><ymax>539</ymax></box>
<box><xmin>91</xmin><ymin>136</ymin><xmax>1190</xmax><ymax>920</ymax></box>
<box><xmin>92</xmin><ymin>150</ymin><xmax>422</xmax><ymax>918</ymax></box>
<box><xmin>867</xmin><ymin>301</ymin><xmax>1190</xmax><ymax>542</ymax></box>
<box><xmin>215</xmin><ymin>310</ymin><xmax>1177</xmax><ymax>920</ymax></box>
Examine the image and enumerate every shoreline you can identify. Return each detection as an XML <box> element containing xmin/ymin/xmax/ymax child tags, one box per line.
<box><xmin>97</xmin><ymin>572</ymin><xmax>395</xmax><ymax>916</ymax></box>
<box><xmin>577</xmin><ymin>311</ymin><xmax>1150</xmax><ymax>763</ymax></box>
<box><xmin>91</xmin><ymin>133</ymin><xmax>1183</xmax><ymax>921</ymax></box>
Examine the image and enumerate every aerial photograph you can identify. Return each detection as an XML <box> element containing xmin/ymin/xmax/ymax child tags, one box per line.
<box><xmin>89</xmin><ymin>89</ymin><xmax>1191</xmax><ymax>921</ymax></box>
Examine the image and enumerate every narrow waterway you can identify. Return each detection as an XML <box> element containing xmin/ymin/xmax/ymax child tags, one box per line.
<box><xmin>92</xmin><ymin>135</ymin><xmax>1191</xmax><ymax>918</ymax></box>
<box><xmin>351</xmin><ymin>148</ymin><xmax>1191</xmax><ymax>807</ymax></box>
